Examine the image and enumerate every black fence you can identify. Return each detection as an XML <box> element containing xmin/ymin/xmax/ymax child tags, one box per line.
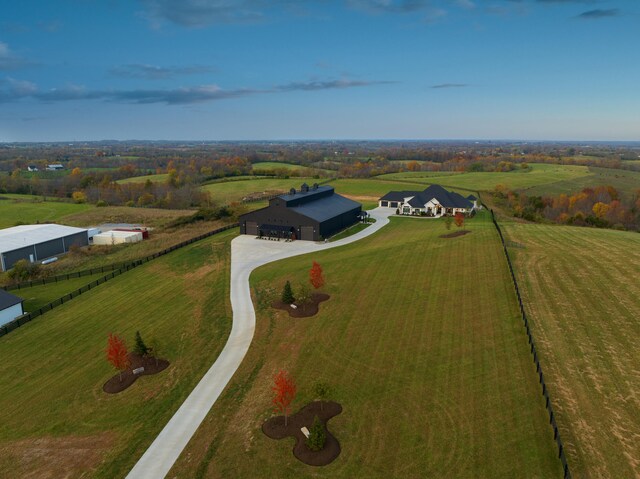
<box><xmin>0</xmin><ymin>223</ymin><xmax>239</xmax><ymax>338</ymax></box>
<box><xmin>2</xmin><ymin>263</ymin><xmax>128</xmax><ymax>292</ymax></box>
<box><xmin>485</xmin><ymin>204</ymin><xmax>571</xmax><ymax>479</ymax></box>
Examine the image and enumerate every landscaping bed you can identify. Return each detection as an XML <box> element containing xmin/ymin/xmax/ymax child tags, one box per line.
<box><xmin>271</xmin><ymin>293</ymin><xmax>330</xmax><ymax>318</ymax></box>
<box><xmin>440</xmin><ymin>230</ymin><xmax>471</xmax><ymax>238</ymax></box>
<box><xmin>103</xmin><ymin>353</ymin><xmax>170</xmax><ymax>394</ymax></box>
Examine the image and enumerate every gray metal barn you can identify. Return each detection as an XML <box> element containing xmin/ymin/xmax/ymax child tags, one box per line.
<box><xmin>0</xmin><ymin>224</ymin><xmax>89</xmax><ymax>271</ymax></box>
<box><xmin>239</xmin><ymin>183</ymin><xmax>362</xmax><ymax>241</ymax></box>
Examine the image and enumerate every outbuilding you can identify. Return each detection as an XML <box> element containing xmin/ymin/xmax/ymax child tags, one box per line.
<box><xmin>92</xmin><ymin>230</ymin><xmax>143</xmax><ymax>245</ymax></box>
<box><xmin>0</xmin><ymin>224</ymin><xmax>89</xmax><ymax>272</ymax></box>
<box><xmin>239</xmin><ymin>183</ymin><xmax>362</xmax><ymax>241</ymax></box>
<box><xmin>0</xmin><ymin>290</ymin><xmax>24</xmax><ymax>328</ymax></box>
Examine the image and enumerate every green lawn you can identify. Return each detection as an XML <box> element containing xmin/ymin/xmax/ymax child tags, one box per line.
<box><xmin>201</xmin><ymin>177</ymin><xmax>329</xmax><ymax>204</ymax></box>
<box><xmin>0</xmin><ymin>195</ymin><xmax>92</xmax><ymax>229</ymax></box>
<box><xmin>169</xmin><ymin>212</ymin><xmax>562</xmax><ymax>478</ymax></box>
<box><xmin>10</xmin><ymin>272</ymin><xmax>110</xmax><ymax>312</ymax></box>
<box><xmin>116</xmin><ymin>173</ymin><xmax>169</xmax><ymax>184</ymax></box>
<box><xmin>524</xmin><ymin>166</ymin><xmax>640</xmax><ymax>198</ymax></box>
<box><xmin>503</xmin><ymin>222</ymin><xmax>640</xmax><ymax>478</ymax></box>
<box><xmin>251</xmin><ymin>162</ymin><xmax>308</xmax><ymax>171</ymax></box>
<box><xmin>377</xmin><ymin>163</ymin><xmax>591</xmax><ymax>192</ymax></box>
<box><xmin>0</xmin><ymin>230</ymin><xmax>235</xmax><ymax>479</ymax></box>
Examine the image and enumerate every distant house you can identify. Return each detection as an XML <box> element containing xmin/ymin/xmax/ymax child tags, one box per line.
<box><xmin>46</xmin><ymin>164</ymin><xmax>64</xmax><ymax>171</ymax></box>
<box><xmin>379</xmin><ymin>184</ymin><xmax>476</xmax><ymax>217</ymax></box>
<box><xmin>27</xmin><ymin>165</ymin><xmax>39</xmax><ymax>172</ymax></box>
<box><xmin>0</xmin><ymin>289</ymin><xmax>23</xmax><ymax>328</ymax></box>
<box><xmin>239</xmin><ymin>183</ymin><xmax>362</xmax><ymax>241</ymax></box>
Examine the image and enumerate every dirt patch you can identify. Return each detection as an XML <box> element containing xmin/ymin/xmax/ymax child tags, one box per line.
<box><xmin>262</xmin><ymin>401</ymin><xmax>342</xmax><ymax>466</ymax></box>
<box><xmin>440</xmin><ymin>230</ymin><xmax>472</xmax><ymax>239</ymax></box>
<box><xmin>103</xmin><ymin>353</ymin><xmax>170</xmax><ymax>394</ymax></box>
<box><xmin>271</xmin><ymin>293</ymin><xmax>330</xmax><ymax>318</ymax></box>
<box><xmin>0</xmin><ymin>431</ymin><xmax>116</xmax><ymax>479</ymax></box>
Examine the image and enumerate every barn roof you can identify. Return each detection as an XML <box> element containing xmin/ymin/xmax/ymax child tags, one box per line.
<box><xmin>290</xmin><ymin>193</ymin><xmax>361</xmax><ymax>222</ymax></box>
<box><xmin>0</xmin><ymin>224</ymin><xmax>88</xmax><ymax>255</ymax></box>
<box><xmin>0</xmin><ymin>289</ymin><xmax>22</xmax><ymax>311</ymax></box>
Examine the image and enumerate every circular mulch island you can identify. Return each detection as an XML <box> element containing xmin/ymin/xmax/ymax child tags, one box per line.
<box><xmin>271</xmin><ymin>293</ymin><xmax>330</xmax><ymax>318</ymax></box>
<box><xmin>262</xmin><ymin>401</ymin><xmax>342</xmax><ymax>466</ymax></box>
<box><xmin>103</xmin><ymin>353</ymin><xmax>170</xmax><ymax>394</ymax></box>
<box><xmin>440</xmin><ymin>230</ymin><xmax>471</xmax><ymax>239</ymax></box>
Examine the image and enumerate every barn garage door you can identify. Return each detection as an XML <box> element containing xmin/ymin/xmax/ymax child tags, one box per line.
<box><xmin>301</xmin><ymin>226</ymin><xmax>314</xmax><ymax>241</ymax></box>
<box><xmin>246</xmin><ymin>221</ymin><xmax>258</xmax><ymax>235</ymax></box>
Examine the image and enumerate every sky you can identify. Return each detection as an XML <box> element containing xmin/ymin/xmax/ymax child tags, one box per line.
<box><xmin>0</xmin><ymin>0</ymin><xmax>638</xmax><ymax>142</ymax></box>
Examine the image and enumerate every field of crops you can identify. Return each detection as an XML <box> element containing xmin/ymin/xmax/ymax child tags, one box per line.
<box><xmin>503</xmin><ymin>222</ymin><xmax>640</xmax><ymax>478</ymax></box>
<box><xmin>0</xmin><ymin>230</ymin><xmax>236</xmax><ymax>478</ymax></box>
<box><xmin>168</xmin><ymin>212</ymin><xmax>561</xmax><ymax>478</ymax></box>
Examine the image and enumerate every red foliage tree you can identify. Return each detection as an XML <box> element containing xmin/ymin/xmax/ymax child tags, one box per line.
<box><xmin>106</xmin><ymin>333</ymin><xmax>131</xmax><ymax>382</ymax></box>
<box><xmin>454</xmin><ymin>212</ymin><xmax>465</xmax><ymax>228</ymax></box>
<box><xmin>309</xmin><ymin>261</ymin><xmax>325</xmax><ymax>289</ymax></box>
<box><xmin>272</xmin><ymin>370</ymin><xmax>297</xmax><ymax>426</ymax></box>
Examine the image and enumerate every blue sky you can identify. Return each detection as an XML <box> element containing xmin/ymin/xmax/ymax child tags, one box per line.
<box><xmin>0</xmin><ymin>0</ymin><xmax>638</xmax><ymax>141</ymax></box>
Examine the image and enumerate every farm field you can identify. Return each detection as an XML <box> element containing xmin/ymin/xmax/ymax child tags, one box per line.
<box><xmin>10</xmin><ymin>272</ymin><xmax>110</xmax><ymax>312</ymax></box>
<box><xmin>0</xmin><ymin>194</ymin><xmax>92</xmax><ymax>229</ymax></box>
<box><xmin>201</xmin><ymin>177</ymin><xmax>332</xmax><ymax>204</ymax></box>
<box><xmin>503</xmin><ymin>222</ymin><xmax>640</xmax><ymax>478</ymax></box>
<box><xmin>168</xmin><ymin>213</ymin><xmax>562</xmax><ymax>478</ymax></box>
<box><xmin>523</xmin><ymin>166</ymin><xmax>640</xmax><ymax>198</ymax></box>
<box><xmin>377</xmin><ymin>163</ymin><xmax>590</xmax><ymax>192</ymax></box>
<box><xmin>0</xmin><ymin>229</ymin><xmax>236</xmax><ymax>478</ymax></box>
<box><xmin>116</xmin><ymin>173</ymin><xmax>169</xmax><ymax>184</ymax></box>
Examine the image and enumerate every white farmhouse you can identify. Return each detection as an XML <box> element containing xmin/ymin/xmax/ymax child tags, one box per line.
<box><xmin>378</xmin><ymin>184</ymin><xmax>477</xmax><ymax>217</ymax></box>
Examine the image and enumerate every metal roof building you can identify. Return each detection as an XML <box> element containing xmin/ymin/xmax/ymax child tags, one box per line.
<box><xmin>0</xmin><ymin>289</ymin><xmax>24</xmax><ymax>327</ymax></box>
<box><xmin>0</xmin><ymin>224</ymin><xmax>89</xmax><ymax>271</ymax></box>
<box><xmin>239</xmin><ymin>183</ymin><xmax>362</xmax><ymax>241</ymax></box>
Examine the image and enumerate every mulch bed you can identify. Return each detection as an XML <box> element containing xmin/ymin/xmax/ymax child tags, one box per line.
<box><xmin>271</xmin><ymin>293</ymin><xmax>330</xmax><ymax>318</ymax></box>
<box><xmin>262</xmin><ymin>401</ymin><xmax>342</xmax><ymax>466</ymax></box>
<box><xmin>440</xmin><ymin>230</ymin><xmax>471</xmax><ymax>239</ymax></box>
<box><xmin>103</xmin><ymin>353</ymin><xmax>170</xmax><ymax>394</ymax></box>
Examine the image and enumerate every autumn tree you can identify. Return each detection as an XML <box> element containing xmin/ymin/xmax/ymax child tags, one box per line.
<box><xmin>106</xmin><ymin>333</ymin><xmax>131</xmax><ymax>382</ymax></box>
<box><xmin>281</xmin><ymin>280</ymin><xmax>295</xmax><ymax>304</ymax></box>
<box><xmin>272</xmin><ymin>370</ymin><xmax>297</xmax><ymax>426</ymax></box>
<box><xmin>309</xmin><ymin>261</ymin><xmax>325</xmax><ymax>289</ymax></box>
<box><xmin>454</xmin><ymin>212</ymin><xmax>465</xmax><ymax>228</ymax></box>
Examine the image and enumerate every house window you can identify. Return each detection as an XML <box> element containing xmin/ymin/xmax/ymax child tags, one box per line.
<box><xmin>402</xmin><ymin>206</ymin><xmax>410</xmax><ymax>214</ymax></box>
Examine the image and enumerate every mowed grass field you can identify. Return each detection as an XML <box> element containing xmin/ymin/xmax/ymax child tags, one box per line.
<box><xmin>524</xmin><ymin>166</ymin><xmax>640</xmax><ymax>198</ymax></box>
<box><xmin>377</xmin><ymin>163</ymin><xmax>590</xmax><ymax>192</ymax></box>
<box><xmin>116</xmin><ymin>173</ymin><xmax>169</xmax><ymax>184</ymax></box>
<box><xmin>0</xmin><ymin>229</ymin><xmax>236</xmax><ymax>478</ymax></box>
<box><xmin>0</xmin><ymin>194</ymin><xmax>92</xmax><ymax>229</ymax></box>
<box><xmin>168</xmin><ymin>212</ymin><xmax>562</xmax><ymax>478</ymax></box>
<box><xmin>503</xmin><ymin>223</ymin><xmax>640</xmax><ymax>478</ymax></box>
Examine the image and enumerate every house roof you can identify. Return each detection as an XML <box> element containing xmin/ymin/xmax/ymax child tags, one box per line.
<box><xmin>467</xmin><ymin>194</ymin><xmax>477</xmax><ymax>201</ymax></box>
<box><xmin>290</xmin><ymin>193</ymin><xmax>361</xmax><ymax>222</ymax></box>
<box><xmin>0</xmin><ymin>289</ymin><xmax>22</xmax><ymax>311</ymax></box>
<box><xmin>380</xmin><ymin>184</ymin><xmax>473</xmax><ymax>209</ymax></box>
<box><xmin>0</xmin><ymin>224</ymin><xmax>88</xmax><ymax>255</ymax></box>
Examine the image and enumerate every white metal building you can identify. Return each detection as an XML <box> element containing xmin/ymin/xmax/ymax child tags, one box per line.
<box><xmin>0</xmin><ymin>290</ymin><xmax>23</xmax><ymax>327</ymax></box>
<box><xmin>92</xmin><ymin>230</ymin><xmax>143</xmax><ymax>245</ymax></box>
<box><xmin>0</xmin><ymin>224</ymin><xmax>89</xmax><ymax>272</ymax></box>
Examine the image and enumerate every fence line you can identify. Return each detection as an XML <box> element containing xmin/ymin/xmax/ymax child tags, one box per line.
<box><xmin>0</xmin><ymin>223</ymin><xmax>239</xmax><ymax>338</ymax></box>
<box><xmin>1</xmin><ymin>263</ymin><xmax>128</xmax><ymax>292</ymax></box>
<box><xmin>483</xmin><ymin>202</ymin><xmax>571</xmax><ymax>479</ymax></box>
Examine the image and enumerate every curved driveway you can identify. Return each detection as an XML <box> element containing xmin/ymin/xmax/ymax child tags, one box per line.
<box><xmin>126</xmin><ymin>208</ymin><xmax>392</xmax><ymax>479</ymax></box>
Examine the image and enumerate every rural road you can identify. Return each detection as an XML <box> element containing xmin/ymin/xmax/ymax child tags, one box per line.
<box><xmin>125</xmin><ymin>208</ymin><xmax>392</xmax><ymax>479</ymax></box>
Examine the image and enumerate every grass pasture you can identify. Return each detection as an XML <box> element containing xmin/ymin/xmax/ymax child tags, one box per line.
<box><xmin>523</xmin><ymin>166</ymin><xmax>640</xmax><ymax>198</ymax></box>
<box><xmin>0</xmin><ymin>194</ymin><xmax>92</xmax><ymax>229</ymax></box>
<box><xmin>116</xmin><ymin>173</ymin><xmax>169</xmax><ymax>184</ymax></box>
<box><xmin>201</xmin><ymin>177</ymin><xmax>330</xmax><ymax>204</ymax></box>
<box><xmin>503</xmin><ymin>223</ymin><xmax>640</xmax><ymax>478</ymax></box>
<box><xmin>169</xmin><ymin>212</ymin><xmax>561</xmax><ymax>478</ymax></box>
<box><xmin>0</xmin><ymin>229</ymin><xmax>236</xmax><ymax>478</ymax></box>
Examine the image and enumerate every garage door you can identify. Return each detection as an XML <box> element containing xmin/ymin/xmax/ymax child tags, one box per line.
<box><xmin>246</xmin><ymin>221</ymin><xmax>258</xmax><ymax>235</ymax></box>
<box><xmin>301</xmin><ymin>226</ymin><xmax>314</xmax><ymax>241</ymax></box>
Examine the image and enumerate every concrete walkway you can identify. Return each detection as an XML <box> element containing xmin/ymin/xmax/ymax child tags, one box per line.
<box><xmin>125</xmin><ymin>208</ymin><xmax>392</xmax><ymax>479</ymax></box>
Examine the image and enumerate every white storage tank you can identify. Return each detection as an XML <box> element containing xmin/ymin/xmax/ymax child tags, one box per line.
<box><xmin>92</xmin><ymin>230</ymin><xmax>143</xmax><ymax>245</ymax></box>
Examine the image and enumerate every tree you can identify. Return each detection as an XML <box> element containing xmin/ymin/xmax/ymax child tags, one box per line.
<box><xmin>148</xmin><ymin>337</ymin><xmax>162</xmax><ymax>366</ymax></box>
<box><xmin>306</xmin><ymin>416</ymin><xmax>326</xmax><ymax>451</ymax></box>
<box><xmin>297</xmin><ymin>283</ymin><xmax>312</xmax><ymax>312</ymax></box>
<box><xmin>106</xmin><ymin>333</ymin><xmax>131</xmax><ymax>382</ymax></box>
<box><xmin>7</xmin><ymin>259</ymin><xmax>40</xmax><ymax>283</ymax></box>
<box><xmin>309</xmin><ymin>261</ymin><xmax>325</xmax><ymax>289</ymax></box>
<box><xmin>444</xmin><ymin>216</ymin><xmax>453</xmax><ymax>230</ymax></box>
<box><xmin>454</xmin><ymin>212</ymin><xmax>465</xmax><ymax>228</ymax></box>
<box><xmin>281</xmin><ymin>280</ymin><xmax>295</xmax><ymax>304</ymax></box>
<box><xmin>134</xmin><ymin>331</ymin><xmax>149</xmax><ymax>357</ymax></box>
<box><xmin>314</xmin><ymin>381</ymin><xmax>331</xmax><ymax>411</ymax></box>
<box><xmin>272</xmin><ymin>370</ymin><xmax>296</xmax><ymax>426</ymax></box>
